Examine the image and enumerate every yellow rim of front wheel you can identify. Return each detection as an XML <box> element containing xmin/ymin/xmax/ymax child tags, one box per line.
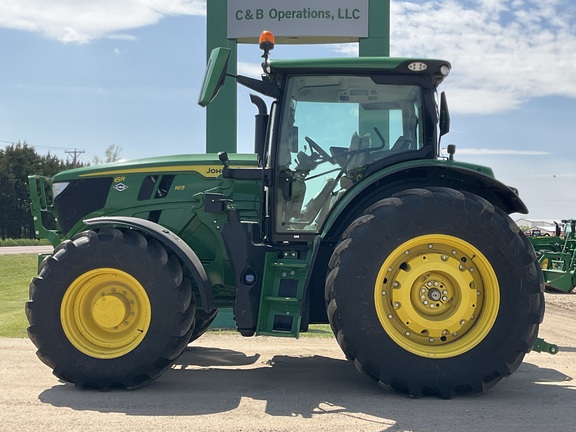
<box><xmin>61</xmin><ymin>268</ymin><xmax>151</xmax><ymax>359</ymax></box>
<box><xmin>374</xmin><ymin>234</ymin><xmax>500</xmax><ymax>358</ymax></box>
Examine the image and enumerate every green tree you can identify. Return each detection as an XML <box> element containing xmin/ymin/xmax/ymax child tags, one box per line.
<box><xmin>0</xmin><ymin>142</ymin><xmax>76</xmax><ymax>239</ymax></box>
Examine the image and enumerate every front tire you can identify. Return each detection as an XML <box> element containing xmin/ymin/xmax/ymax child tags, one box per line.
<box><xmin>188</xmin><ymin>309</ymin><xmax>219</xmax><ymax>343</ymax></box>
<box><xmin>326</xmin><ymin>187</ymin><xmax>544</xmax><ymax>398</ymax></box>
<box><xmin>26</xmin><ymin>228</ymin><xmax>196</xmax><ymax>389</ymax></box>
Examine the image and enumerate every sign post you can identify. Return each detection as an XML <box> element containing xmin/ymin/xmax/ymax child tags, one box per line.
<box><xmin>205</xmin><ymin>0</ymin><xmax>390</xmax><ymax>153</ymax></box>
<box><xmin>206</xmin><ymin>0</ymin><xmax>237</xmax><ymax>154</ymax></box>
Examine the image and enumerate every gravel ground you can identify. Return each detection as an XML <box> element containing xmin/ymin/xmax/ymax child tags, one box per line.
<box><xmin>1</xmin><ymin>291</ymin><xmax>575</xmax><ymax>432</ymax></box>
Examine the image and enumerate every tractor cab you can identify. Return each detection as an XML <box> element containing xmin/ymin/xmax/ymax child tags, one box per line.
<box><xmin>200</xmin><ymin>31</ymin><xmax>453</xmax><ymax>243</ymax></box>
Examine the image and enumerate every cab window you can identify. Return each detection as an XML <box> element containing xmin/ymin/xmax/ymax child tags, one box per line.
<box><xmin>275</xmin><ymin>75</ymin><xmax>424</xmax><ymax>233</ymax></box>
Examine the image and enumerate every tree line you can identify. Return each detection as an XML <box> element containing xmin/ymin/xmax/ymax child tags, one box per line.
<box><xmin>0</xmin><ymin>142</ymin><xmax>82</xmax><ymax>240</ymax></box>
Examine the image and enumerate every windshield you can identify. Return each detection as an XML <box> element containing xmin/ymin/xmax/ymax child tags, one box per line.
<box><xmin>275</xmin><ymin>75</ymin><xmax>425</xmax><ymax>233</ymax></box>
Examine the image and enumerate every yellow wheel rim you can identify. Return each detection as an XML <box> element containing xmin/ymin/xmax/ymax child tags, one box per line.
<box><xmin>61</xmin><ymin>268</ymin><xmax>151</xmax><ymax>359</ymax></box>
<box><xmin>374</xmin><ymin>234</ymin><xmax>499</xmax><ymax>358</ymax></box>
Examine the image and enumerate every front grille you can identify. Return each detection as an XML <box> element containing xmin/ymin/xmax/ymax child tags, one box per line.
<box><xmin>55</xmin><ymin>178</ymin><xmax>112</xmax><ymax>234</ymax></box>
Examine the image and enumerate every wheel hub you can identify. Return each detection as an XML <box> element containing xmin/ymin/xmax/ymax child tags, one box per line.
<box><xmin>92</xmin><ymin>294</ymin><xmax>129</xmax><ymax>329</ymax></box>
<box><xmin>375</xmin><ymin>234</ymin><xmax>499</xmax><ymax>358</ymax></box>
<box><xmin>61</xmin><ymin>268</ymin><xmax>151</xmax><ymax>359</ymax></box>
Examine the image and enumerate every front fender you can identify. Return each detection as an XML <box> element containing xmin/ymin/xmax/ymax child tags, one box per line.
<box><xmin>84</xmin><ymin>216</ymin><xmax>213</xmax><ymax>312</ymax></box>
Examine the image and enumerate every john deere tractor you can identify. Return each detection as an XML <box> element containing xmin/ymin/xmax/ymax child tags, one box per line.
<box><xmin>26</xmin><ymin>32</ymin><xmax>544</xmax><ymax>397</ymax></box>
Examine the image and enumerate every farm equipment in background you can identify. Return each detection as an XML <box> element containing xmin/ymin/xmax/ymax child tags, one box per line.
<box><xmin>530</xmin><ymin>219</ymin><xmax>576</xmax><ymax>293</ymax></box>
<box><xmin>26</xmin><ymin>31</ymin><xmax>547</xmax><ymax>398</ymax></box>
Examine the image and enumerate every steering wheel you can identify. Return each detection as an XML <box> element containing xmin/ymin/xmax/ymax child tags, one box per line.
<box><xmin>304</xmin><ymin>136</ymin><xmax>332</xmax><ymax>163</ymax></box>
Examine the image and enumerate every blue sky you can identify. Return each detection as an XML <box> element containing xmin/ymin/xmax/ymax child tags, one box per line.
<box><xmin>1</xmin><ymin>0</ymin><xmax>575</xmax><ymax>219</ymax></box>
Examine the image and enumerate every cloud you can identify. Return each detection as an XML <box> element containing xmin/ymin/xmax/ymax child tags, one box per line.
<box><xmin>332</xmin><ymin>1</ymin><xmax>576</xmax><ymax>114</ymax></box>
<box><xmin>238</xmin><ymin>61</ymin><xmax>263</xmax><ymax>78</ymax></box>
<box><xmin>389</xmin><ymin>0</ymin><xmax>576</xmax><ymax>114</ymax></box>
<box><xmin>107</xmin><ymin>34</ymin><xmax>138</xmax><ymax>41</ymax></box>
<box><xmin>0</xmin><ymin>0</ymin><xmax>206</xmax><ymax>43</ymax></box>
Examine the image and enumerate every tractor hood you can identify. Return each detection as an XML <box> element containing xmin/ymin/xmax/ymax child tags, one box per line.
<box><xmin>52</xmin><ymin>153</ymin><xmax>258</xmax><ymax>182</ymax></box>
<box><xmin>41</xmin><ymin>153</ymin><xmax>259</xmax><ymax>237</ymax></box>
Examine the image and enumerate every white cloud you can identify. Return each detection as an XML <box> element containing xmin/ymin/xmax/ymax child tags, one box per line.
<box><xmin>387</xmin><ymin>0</ymin><xmax>576</xmax><ymax>114</ymax></box>
<box><xmin>107</xmin><ymin>34</ymin><xmax>138</xmax><ymax>41</ymax></box>
<box><xmin>238</xmin><ymin>61</ymin><xmax>263</xmax><ymax>78</ymax></box>
<box><xmin>0</xmin><ymin>0</ymin><xmax>206</xmax><ymax>43</ymax></box>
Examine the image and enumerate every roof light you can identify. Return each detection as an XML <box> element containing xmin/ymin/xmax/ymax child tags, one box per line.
<box><xmin>408</xmin><ymin>62</ymin><xmax>427</xmax><ymax>72</ymax></box>
<box><xmin>440</xmin><ymin>65</ymin><xmax>451</xmax><ymax>76</ymax></box>
<box><xmin>259</xmin><ymin>30</ymin><xmax>275</xmax><ymax>74</ymax></box>
<box><xmin>259</xmin><ymin>30</ymin><xmax>275</xmax><ymax>53</ymax></box>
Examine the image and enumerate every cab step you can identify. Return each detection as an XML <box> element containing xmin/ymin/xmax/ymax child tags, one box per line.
<box><xmin>256</xmin><ymin>251</ymin><xmax>310</xmax><ymax>337</ymax></box>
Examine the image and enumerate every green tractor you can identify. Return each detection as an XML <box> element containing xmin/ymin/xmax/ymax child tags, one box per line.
<box><xmin>529</xmin><ymin>219</ymin><xmax>576</xmax><ymax>292</ymax></box>
<box><xmin>26</xmin><ymin>32</ymin><xmax>544</xmax><ymax>398</ymax></box>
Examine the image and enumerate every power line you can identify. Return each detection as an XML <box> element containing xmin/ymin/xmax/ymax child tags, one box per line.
<box><xmin>0</xmin><ymin>139</ymin><xmax>70</xmax><ymax>151</ymax></box>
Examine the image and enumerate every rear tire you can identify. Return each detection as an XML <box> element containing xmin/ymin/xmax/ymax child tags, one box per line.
<box><xmin>326</xmin><ymin>187</ymin><xmax>544</xmax><ymax>398</ymax></box>
<box><xmin>26</xmin><ymin>228</ymin><xmax>195</xmax><ymax>389</ymax></box>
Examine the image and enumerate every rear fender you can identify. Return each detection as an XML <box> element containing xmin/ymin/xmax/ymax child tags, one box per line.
<box><xmin>84</xmin><ymin>216</ymin><xmax>213</xmax><ymax>311</ymax></box>
<box><xmin>322</xmin><ymin>162</ymin><xmax>528</xmax><ymax>240</ymax></box>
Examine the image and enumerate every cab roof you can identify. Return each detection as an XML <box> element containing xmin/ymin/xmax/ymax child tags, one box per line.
<box><xmin>268</xmin><ymin>57</ymin><xmax>451</xmax><ymax>87</ymax></box>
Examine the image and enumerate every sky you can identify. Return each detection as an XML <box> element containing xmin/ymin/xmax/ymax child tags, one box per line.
<box><xmin>0</xmin><ymin>0</ymin><xmax>575</xmax><ymax>220</ymax></box>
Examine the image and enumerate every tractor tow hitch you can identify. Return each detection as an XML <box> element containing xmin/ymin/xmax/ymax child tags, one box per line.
<box><xmin>532</xmin><ymin>337</ymin><xmax>559</xmax><ymax>355</ymax></box>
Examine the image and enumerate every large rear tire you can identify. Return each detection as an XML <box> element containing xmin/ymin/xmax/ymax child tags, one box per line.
<box><xmin>26</xmin><ymin>228</ymin><xmax>196</xmax><ymax>389</ymax></box>
<box><xmin>326</xmin><ymin>187</ymin><xmax>544</xmax><ymax>398</ymax></box>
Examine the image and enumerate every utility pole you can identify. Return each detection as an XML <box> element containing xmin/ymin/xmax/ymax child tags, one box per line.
<box><xmin>65</xmin><ymin>148</ymin><xmax>85</xmax><ymax>167</ymax></box>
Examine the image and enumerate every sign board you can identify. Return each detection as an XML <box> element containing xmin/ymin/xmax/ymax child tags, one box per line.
<box><xmin>227</xmin><ymin>0</ymin><xmax>369</xmax><ymax>44</ymax></box>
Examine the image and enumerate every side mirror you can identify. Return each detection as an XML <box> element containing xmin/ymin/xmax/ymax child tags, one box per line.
<box><xmin>439</xmin><ymin>91</ymin><xmax>450</xmax><ymax>136</ymax></box>
<box><xmin>198</xmin><ymin>48</ymin><xmax>231</xmax><ymax>107</ymax></box>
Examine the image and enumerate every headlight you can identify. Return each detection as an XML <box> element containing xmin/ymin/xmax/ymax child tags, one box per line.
<box><xmin>52</xmin><ymin>182</ymin><xmax>70</xmax><ymax>198</ymax></box>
